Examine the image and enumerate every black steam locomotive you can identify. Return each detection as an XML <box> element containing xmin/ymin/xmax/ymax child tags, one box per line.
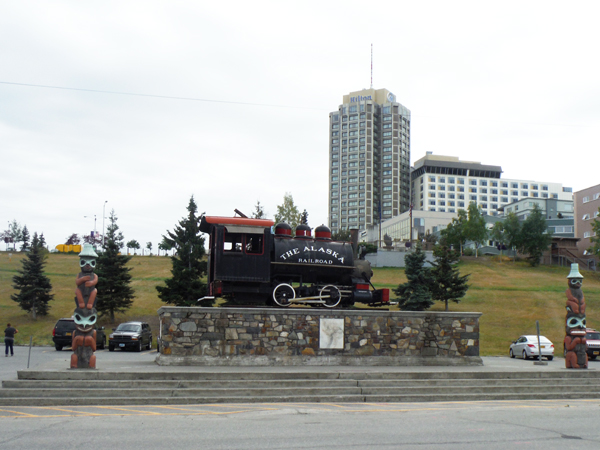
<box><xmin>199</xmin><ymin>215</ymin><xmax>389</xmax><ymax>308</ymax></box>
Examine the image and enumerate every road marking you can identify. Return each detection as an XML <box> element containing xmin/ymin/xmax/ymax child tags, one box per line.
<box><xmin>1</xmin><ymin>400</ymin><xmax>600</xmax><ymax>419</ymax></box>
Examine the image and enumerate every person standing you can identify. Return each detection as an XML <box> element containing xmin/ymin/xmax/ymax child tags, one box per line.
<box><xmin>4</xmin><ymin>323</ymin><xmax>18</xmax><ymax>356</ymax></box>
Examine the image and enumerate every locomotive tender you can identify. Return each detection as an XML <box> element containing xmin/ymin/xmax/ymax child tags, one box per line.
<box><xmin>199</xmin><ymin>215</ymin><xmax>390</xmax><ymax>308</ymax></box>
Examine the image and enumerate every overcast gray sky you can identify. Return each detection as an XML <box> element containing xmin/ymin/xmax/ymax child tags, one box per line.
<box><xmin>1</xmin><ymin>1</ymin><xmax>599</xmax><ymax>251</ymax></box>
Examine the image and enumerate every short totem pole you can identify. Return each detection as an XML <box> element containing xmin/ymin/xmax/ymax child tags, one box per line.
<box><xmin>564</xmin><ymin>263</ymin><xmax>587</xmax><ymax>369</ymax></box>
<box><xmin>71</xmin><ymin>244</ymin><xmax>99</xmax><ymax>369</ymax></box>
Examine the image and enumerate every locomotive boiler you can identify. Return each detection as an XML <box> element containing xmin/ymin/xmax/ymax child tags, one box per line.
<box><xmin>199</xmin><ymin>215</ymin><xmax>389</xmax><ymax>308</ymax></box>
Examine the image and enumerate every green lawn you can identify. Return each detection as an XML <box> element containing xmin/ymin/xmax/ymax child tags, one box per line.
<box><xmin>2</xmin><ymin>251</ymin><xmax>598</xmax><ymax>356</ymax></box>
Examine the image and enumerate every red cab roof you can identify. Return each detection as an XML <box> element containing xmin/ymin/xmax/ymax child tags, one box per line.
<box><xmin>201</xmin><ymin>216</ymin><xmax>274</xmax><ymax>230</ymax></box>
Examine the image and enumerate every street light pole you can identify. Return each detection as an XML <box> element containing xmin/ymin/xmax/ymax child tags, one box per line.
<box><xmin>102</xmin><ymin>200</ymin><xmax>108</xmax><ymax>248</ymax></box>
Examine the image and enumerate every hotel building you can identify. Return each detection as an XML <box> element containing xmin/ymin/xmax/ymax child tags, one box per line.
<box><xmin>411</xmin><ymin>153</ymin><xmax>573</xmax><ymax>216</ymax></box>
<box><xmin>328</xmin><ymin>88</ymin><xmax>411</xmax><ymax>233</ymax></box>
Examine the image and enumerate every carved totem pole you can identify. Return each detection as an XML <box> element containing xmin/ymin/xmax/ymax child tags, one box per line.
<box><xmin>564</xmin><ymin>263</ymin><xmax>587</xmax><ymax>369</ymax></box>
<box><xmin>71</xmin><ymin>244</ymin><xmax>99</xmax><ymax>369</ymax></box>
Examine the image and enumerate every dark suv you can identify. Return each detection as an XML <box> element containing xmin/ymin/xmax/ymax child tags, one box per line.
<box><xmin>109</xmin><ymin>321</ymin><xmax>152</xmax><ymax>352</ymax></box>
<box><xmin>52</xmin><ymin>318</ymin><xmax>106</xmax><ymax>351</ymax></box>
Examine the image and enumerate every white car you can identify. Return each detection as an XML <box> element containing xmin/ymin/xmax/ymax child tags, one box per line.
<box><xmin>510</xmin><ymin>335</ymin><xmax>554</xmax><ymax>361</ymax></box>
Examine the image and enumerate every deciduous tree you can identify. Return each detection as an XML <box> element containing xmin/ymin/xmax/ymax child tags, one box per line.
<box><xmin>126</xmin><ymin>240</ymin><xmax>140</xmax><ymax>255</ymax></box>
<box><xmin>465</xmin><ymin>202</ymin><xmax>487</xmax><ymax>257</ymax></box>
<box><xmin>589</xmin><ymin>207</ymin><xmax>600</xmax><ymax>257</ymax></box>
<box><xmin>65</xmin><ymin>233</ymin><xmax>81</xmax><ymax>245</ymax></box>
<box><xmin>440</xmin><ymin>209</ymin><xmax>468</xmax><ymax>254</ymax></box>
<box><xmin>502</xmin><ymin>212</ymin><xmax>521</xmax><ymax>262</ymax></box>
<box><xmin>274</xmin><ymin>193</ymin><xmax>301</xmax><ymax>230</ymax></box>
<box><xmin>11</xmin><ymin>233</ymin><xmax>54</xmax><ymax>319</ymax></box>
<box><xmin>156</xmin><ymin>196</ymin><xmax>211</xmax><ymax>306</ymax></box>
<box><xmin>96</xmin><ymin>210</ymin><xmax>135</xmax><ymax>322</ymax></box>
<box><xmin>519</xmin><ymin>204</ymin><xmax>551</xmax><ymax>266</ymax></box>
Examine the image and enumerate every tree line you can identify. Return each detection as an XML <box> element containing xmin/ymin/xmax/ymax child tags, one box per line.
<box><xmin>440</xmin><ymin>202</ymin><xmax>551</xmax><ymax>267</ymax></box>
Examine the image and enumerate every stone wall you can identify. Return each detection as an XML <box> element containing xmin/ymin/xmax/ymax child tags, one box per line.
<box><xmin>156</xmin><ymin>307</ymin><xmax>482</xmax><ymax>366</ymax></box>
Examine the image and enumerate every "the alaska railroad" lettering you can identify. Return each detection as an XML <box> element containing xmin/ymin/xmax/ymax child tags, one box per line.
<box><xmin>279</xmin><ymin>245</ymin><xmax>345</xmax><ymax>264</ymax></box>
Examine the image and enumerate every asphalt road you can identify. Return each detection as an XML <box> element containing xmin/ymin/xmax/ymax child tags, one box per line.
<box><xmin>1</xmin><ymin>399</ymin><xmax>600</xmax><ymax>449</ymax></box>
<box><xmin>2</xmin><ymin>347</ymin><xmax>600</xmax><ymax>449</ymax></box>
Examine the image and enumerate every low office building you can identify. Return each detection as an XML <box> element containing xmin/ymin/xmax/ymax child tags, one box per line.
<box><xmin>361</xmin><ymin>209</ymin><xmax>456</xmax><ymax>247</ymax></box>
<box><xmin>574</xmin><ymin>184</ymin><xmax>600</xmax><ymax>267</ymax></box>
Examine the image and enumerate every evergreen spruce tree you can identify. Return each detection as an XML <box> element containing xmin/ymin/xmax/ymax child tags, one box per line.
<box><xmin>20</xmin><ymin>226</ymin><xmax>30</xmax><ymax>252</ymax></box>
<box><xmin>11</xmin><ymin>232</ymin><xmax>54</xmax><ymax>318</ymax></box>
<box><xmin>430</xmin><ymin>241</ymin><xmax>470</xmax><ymax>311</ymax></box>
<box><xmin>96</xmin><ymin>210</ymin><xmax>135</xmax><ymax>322</ymax></box>
<box><xmin>39</xmin><ymin>233</ymin><xmax>47</xmax><ymax>250</ymax></box>
<box><xmin>251</xmin><ymin>200</ymin><xmax>266</xmax><ymax>219</ymax></box>
<box><xmin>156</xmin><ymin>196</ymin><xmax>211</xmax><ymax>306</ymax></box>
<box><xmin>393</xmin><ymin>244</ymin><xmax>434</xmax><ymax>311</ymax></box>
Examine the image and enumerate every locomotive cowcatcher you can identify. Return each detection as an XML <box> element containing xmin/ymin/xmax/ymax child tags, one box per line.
<box><xmin>199</xmin><ymin>215</ymin><xmax>390</xmax><ymax>308</ymax></box>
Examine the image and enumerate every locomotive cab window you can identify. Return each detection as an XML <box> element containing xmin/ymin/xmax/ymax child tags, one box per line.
<box><xmin>223</xmin><ymin>233</ymin><xmax>243</xmax><ymax>252</ymax></box>
<box><xmin>245</xmin><ymin>234</ymin><xmax>263</xmax><ymax>254</ymax></box>
<box><xmin>223</xmin><ymin>232</ymin><xmax>264</xmax><ymax>255</ymax></box>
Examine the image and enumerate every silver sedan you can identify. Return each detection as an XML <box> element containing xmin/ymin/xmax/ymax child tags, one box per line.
<box><xmin>510</xmin><ymin>335</ymin><xmax>554</xmax><ymax>360</ymax></box>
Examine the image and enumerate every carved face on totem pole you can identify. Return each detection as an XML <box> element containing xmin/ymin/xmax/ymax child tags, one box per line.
<box><xmin>75</xmin><ymin>244</ymin><xmax>99</xmax><ymax>333</ymax></box>
<box><xmin>564</xmin><ymin>263</ymin><xmax>587</xmax><ymax>369</ymax></box>
<box><xmin>71</xmin><ymin>243</ymin><xmax>100</xmax><ymax>369</ymax></box>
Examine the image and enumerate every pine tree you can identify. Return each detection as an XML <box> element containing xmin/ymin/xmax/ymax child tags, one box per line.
<box><xmin>20</xmin><ymin>226</ymin><xmax>30</xmax><ymax>252</ymax></box>
<box><xmin>39</xmin><ymin>233</ymin><xmax>47</xmax><ymax>250</ymax></box>
<box><xmin>251</xmin><ymin>200</ymin><xmax>266</xmax><ymax>219</ymax></box>
<box><xmin>156</xmin><ymin>196</ymin><xmax>211</xmax><ymax>306</ymax></box>
<box><xmin>95</xmin><ymin>210</ymin><xmax>135</xmax><ymax>322</ymax></box>
<box><xmin>430</xmin><ymin>242</ymin><xmax>470</xmax><ymax>311</ymax></box>
<box><xmin>394</xmin><ymin>244</ymin><xmax>434</xmax><ymax>311</ymax></box>
<box><xmin>11</xmin><ymin>232</ymin><xmax>54</xmax><ymax>319</ymax></box>
<box><xmin>300</xmin><ymin>209</ymin><xmax>309</xmax><ymax>225</ymax></box>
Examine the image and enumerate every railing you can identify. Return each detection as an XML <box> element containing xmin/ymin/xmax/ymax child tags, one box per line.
<box><xmin>552</xmin><ymin>247</ymin><xmax>597</xmax><ymax>271</ymax></box>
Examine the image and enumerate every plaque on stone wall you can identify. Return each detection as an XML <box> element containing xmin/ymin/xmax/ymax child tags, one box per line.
<box><xmin>319</xmin><ymin>318</ymin><xmax>344</xmax><ymax>349</ymax></box>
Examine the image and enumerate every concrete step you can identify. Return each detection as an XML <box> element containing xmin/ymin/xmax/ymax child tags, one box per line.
<box><xmin>2</xmin><ymin>370</ymin><xmax>600</xmax><ymax>406</ymax></box>
<box><xmin>2</xmin><ymin>379</ymin><xmax>359</xmax><ymax>389</ymax></box>
<box><xmin>15</xmin><ymin>370</ymin><xmax>600</xmax><ymax>381</ymax></box>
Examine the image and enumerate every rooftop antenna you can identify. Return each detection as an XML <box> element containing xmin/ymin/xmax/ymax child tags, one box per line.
<box><xmin>370</xmin><ymin>43</ymin><xmax>373</xmax><ymax>89</ymax></box>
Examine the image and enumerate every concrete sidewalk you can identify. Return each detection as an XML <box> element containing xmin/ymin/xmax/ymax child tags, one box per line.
<box><xmin>5</xmin><ymin>346</ymin><xmax>589</xmax><ymax>376</ymax></box>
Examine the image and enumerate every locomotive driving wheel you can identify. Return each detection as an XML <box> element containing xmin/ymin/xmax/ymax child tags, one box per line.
<box><xmin>273</xmin><ymin>283</ymin><xmax>295</xmax><ymax>307</ymax></box>
<box><xmin>319</xmin><ymin>285</ymin><xmax>341</xmax><ymax>308</ymax></box>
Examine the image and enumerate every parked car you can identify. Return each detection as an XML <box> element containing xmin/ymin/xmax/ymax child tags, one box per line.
<box><xmin>108</xmin><ymin>321</ymin><xmax>152</xmax><ymax>352</ymax></box>
<box><xmin>52</xmin><ymin>318</ymin><xmax>106</xmax><ymax>351</ymax></box>
<box><xmin>509</xmin><ymin>335</ymin><xmax>554</xmax><ymax>360</ymax></box>
<box><xmin>586</xmin><ymin>329</ymin><xmax>600</xmax><ymax>360</ymax></box>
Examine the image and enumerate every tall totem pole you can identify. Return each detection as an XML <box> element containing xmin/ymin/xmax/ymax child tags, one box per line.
<box><xmin>564</xmin><ymin>263</ymin><xmax>587</xmax><ymax>369</ymax></box>
<box><xmin>71</xmin><ymin>244</ymin><xmax>99</xmax><ymax>369</ymax></box>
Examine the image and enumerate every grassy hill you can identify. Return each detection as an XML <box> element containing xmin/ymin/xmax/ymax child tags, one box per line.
<box><xmin>1</xmin><ymin>251</ymin><xmax>599</xmax><ymax>356</ymax></box>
